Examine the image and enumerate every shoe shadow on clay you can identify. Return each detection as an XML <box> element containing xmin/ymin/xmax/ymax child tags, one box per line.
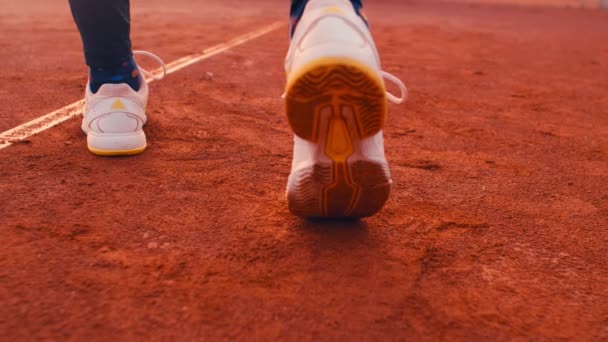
<box><xmin>290</xmin><ymin>219</ymin><xmax>383</xmax><ymax>261</ymax></box>
<box><xmin>292</xmin><ymin>218</ymin><xmax>370</xmax><ymax>241</ymax></box>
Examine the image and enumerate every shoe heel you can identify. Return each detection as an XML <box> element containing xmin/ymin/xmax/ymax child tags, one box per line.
<box><xmin>87</xmin><ymin>131</ymin><xmax>147</xmax><ymax>156</ymax></box>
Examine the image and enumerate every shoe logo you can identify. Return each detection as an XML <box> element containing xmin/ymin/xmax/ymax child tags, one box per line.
<box><xmin>111</xmin><ymin>100</ymin><xmax>126</xmax><ymax>110</ymax></box>
<box><xmin>324</xmin><ymin>5</ymin><xmax>344</xmax><ymax>15</ymax></box>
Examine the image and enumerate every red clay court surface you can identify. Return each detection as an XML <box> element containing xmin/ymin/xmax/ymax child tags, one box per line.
<box><xmin>1</xmin><ymin>0</ymin><xmax>607</xmax><ymax>340</ymax></box>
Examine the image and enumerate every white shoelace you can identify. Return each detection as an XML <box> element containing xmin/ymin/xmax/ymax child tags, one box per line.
<box><xmin>382</xmin><ymin>70</ymin><xmax>408</xmax><ymax>104</ymax></box>
<box><xmin>133</xmin><ymin>50</ymin><xmax>167</xmax><ymax>81</ymax></box>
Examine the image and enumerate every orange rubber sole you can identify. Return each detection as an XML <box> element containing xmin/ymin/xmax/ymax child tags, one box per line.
<box><xmin>88</xmin><ymin>145</ymin><xmax>147</xmax><ymax>156</ymax></box>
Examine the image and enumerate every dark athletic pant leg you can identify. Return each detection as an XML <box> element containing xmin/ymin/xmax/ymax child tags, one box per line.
<box><xmin>290</xmin><ymin>0</ymin><xmax>364</xmax><ymax>35</ymax></box>
<box><xmin>68</xmin><ymin>0</ymin><xmax>132</xmax><ymax>67</ymax></box>
<box><xmin>290</xmin><ymin>0</ymin><xmax>362</xmax><ymax>16</ymax></box>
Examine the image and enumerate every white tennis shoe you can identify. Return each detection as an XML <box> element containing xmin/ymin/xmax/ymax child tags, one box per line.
<box><xmin>81</xmin><ymin>51</ymin><xmax>166</xmax><ymax>156</ymax></box>
<box><xmin>284</xmin><ymin>0</ymin><xmax>407</xmax><ymax>218</ymax></box>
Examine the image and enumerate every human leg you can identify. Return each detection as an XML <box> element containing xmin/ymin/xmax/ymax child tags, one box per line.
<box><xmin>68</xmin><ymin>0</ymin><xmax>165</xmax><ymax>156</ymax></box>
<box><xmin>68</xmin><ymin>0</ymin><xmax>141</xmax><ymax>93</ymax></box>
<box><xmin>289</xmin><ymin>0</ymin><xmax>364</xmax><ymax>36</ymax></box>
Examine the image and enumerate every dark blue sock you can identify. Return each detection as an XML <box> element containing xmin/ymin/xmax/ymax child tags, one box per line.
<box><xmin>289</xmin><ymin>0</ymin><xmax>366</xmax><ymax>37</ymax></box>
<box><xmin>89</xmin><ymin>56</ymin><xmax>141</xmax><ymax>93</ymax></box>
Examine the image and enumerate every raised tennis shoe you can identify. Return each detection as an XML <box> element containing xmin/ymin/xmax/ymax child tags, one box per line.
<box><xmin>284</xmin><ymin>0</ymin><xmax>407</xmax><ymax>218</ymax></box>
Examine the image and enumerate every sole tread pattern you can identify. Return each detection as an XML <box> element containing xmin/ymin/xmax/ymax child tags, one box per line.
<box><xmin>285</xmin><ymin>58</ymin><xmax>391</xmax><ymax>218</ymax></box>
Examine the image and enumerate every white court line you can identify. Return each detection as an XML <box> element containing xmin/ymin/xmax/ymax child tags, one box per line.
<box><xmin>0</xmin><ymin>21</ymin><xmax>284</xmax><ymax>151</ymax></box>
